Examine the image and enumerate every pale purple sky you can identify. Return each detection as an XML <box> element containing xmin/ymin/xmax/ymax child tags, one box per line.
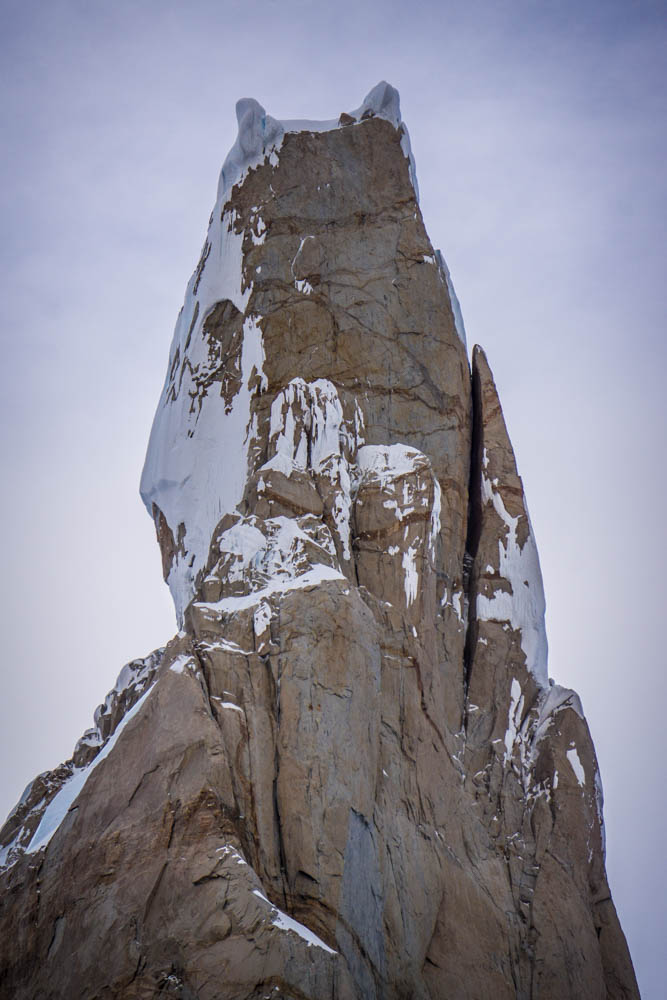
<box><xmin>1</xmin><ymin>1</ymin><xmax>665</xmax><ymax>994</ymax></box>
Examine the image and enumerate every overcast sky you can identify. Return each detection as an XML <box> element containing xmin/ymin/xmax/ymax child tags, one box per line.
<box><xmin>1</xmin><ymin>1</ymin><xmax>665</xmax><ymax>994</ymax></box>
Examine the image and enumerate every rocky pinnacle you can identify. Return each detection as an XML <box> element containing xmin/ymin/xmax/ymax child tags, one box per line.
<box><xmin>0</xmin><ymin>83</ymin><xmax>639</xmax><ymax>1000</ymax></box>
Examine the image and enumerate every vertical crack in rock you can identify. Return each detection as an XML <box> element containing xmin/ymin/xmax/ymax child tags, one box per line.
<box><xmin>0</xmin><ymin>82</ymin><xmax>639</xmax><ymax>1000</ymax></box>
<box><xmin>462</xmin><ymin>340</ymin><xmax>484</xmax><ymax>714</ymax></box>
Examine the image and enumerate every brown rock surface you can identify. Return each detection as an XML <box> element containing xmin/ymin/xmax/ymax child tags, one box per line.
<box><xmin>0</xmin><ymin>84</ymin><xmax>639</xmax><ymax>999</ymax></box>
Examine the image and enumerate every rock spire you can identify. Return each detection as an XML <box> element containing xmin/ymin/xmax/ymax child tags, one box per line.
<box><xmin>0</xmin><ymin>83</ymin><xmax>639</xmax><ymax>1000</ymax></box>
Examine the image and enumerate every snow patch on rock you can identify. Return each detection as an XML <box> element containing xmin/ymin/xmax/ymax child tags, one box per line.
<box><xmin>252</xmin><ymin>889</ymin><xmax>337</xmax><ymax>954</ymax></box>
<box><xmin>253</xmin><ymin>600</ymin><xmax>272</xmax><ymax>638</ymax></box>
<box><xmin>476</xmin><ymin>472</ymin><xmax>548</xmax><ymax>686</ymax></box>
<box><xmin>215</xmin><ymin>699</ymin><xmax>245</xmax><ymax>716</ymax></box>
<box><xmin>429</xmin><ymin>477</ymin><xmax>442</xmax><ymax>559</ymax></box>
<box><xmin>0</xmin><ymin>650</ymin><xmax>163</xmax><ymax>873</ymax></box>
<box><xmin>504</xmin><ymin>678</ymin><xmax>524</xmax><ymax>765</ymax></box>
<box><xmin>214</xmin><ymin>513</ymin><xmax>338</xmax><ymax>591</ymax></box>
<box><xmin>141</xmin><ymin>194</ymin><xmax>268</xmax><ymax>624</ymax></box>
<box><xmin>402</xmin><ymin>542</ymin><xmax>419</xmax><ymax>606</ymax></box>
<box><xmin>567</xmin><ymin>746</ymin><xmax>586</xmax><ymax>786</ymax></box>
<box><xmin>170</xmin><ymin>654</ymin><xmax>196</xmax><ymax>675</ymax></box>
<box><xmin>262</xmin><ymin>378</ymin><xmax>364</xmax><ymax>562</ymax></box>
<box><xmin>27</xmin><ymin>683</ymin><xmax>156</xmax><ymax>856</ymax></box>
<box><xmin>531</xmin><ymin>683</ymin><xmax>584</xmax><ymax>748</ymax></box>
<box><xmin>356</xmin><ymin>443</ymin><xmax>425</xmax><ymax>484</ymax></box>
<box><xmin>198</xmin><ymin>563</ymin><xmax>346</xmax><ymax>618</ymax></box>
<box><xmin>218</xmin><ymin>98</ymin><xmax>285</xmax><ymax>203</ymax></box>
<box><xmin>356</xmin><ymin>443</ymin><xmax>441</xmax><ymax>610</ymax></box>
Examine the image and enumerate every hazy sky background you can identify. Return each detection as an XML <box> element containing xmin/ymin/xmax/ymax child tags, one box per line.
<box><xmin>1</xmin><ymin>0</ymin><xmax>664</xmax><ymax>994</ymax></box>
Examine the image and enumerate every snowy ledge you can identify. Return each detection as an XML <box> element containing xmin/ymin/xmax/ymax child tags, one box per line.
<box><xmin>195</xmin><ymin>564</ymin><xmax>346</xmax><ymax>616</ymax></box>
<box><xmin>252</xmin><ymin>888</ymin><xmax>337</xmax><ymax>955</ymax></box>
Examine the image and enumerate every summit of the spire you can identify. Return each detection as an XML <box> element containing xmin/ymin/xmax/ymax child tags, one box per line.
<box><xmin>216</xmin><ymin>81</ymin><xmax>417</xmax><ymax>204</ymax></box>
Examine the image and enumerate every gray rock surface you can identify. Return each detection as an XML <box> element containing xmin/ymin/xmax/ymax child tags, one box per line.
<box><xmin>0</xmin><ymin>85</ymin><xmax>639</xmax><ymax>999</ymax></box>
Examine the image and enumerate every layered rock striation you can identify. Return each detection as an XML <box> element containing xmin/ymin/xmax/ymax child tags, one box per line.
<box><xmin>0</xmin><ymin>83</ymin><xmax>639</xmax><ymax>999</ymax></box>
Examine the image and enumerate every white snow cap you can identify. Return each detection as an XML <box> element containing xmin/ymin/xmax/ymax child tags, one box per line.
<box><xmin>217</xmin><ymin>81</ymin><xmax>418</xmax><ymax>203</ymax></box>
<box><xmin>354</xmin><ymin>80</ymin><xmax>402</xmax><ymax>125</ymax></box>
<box><xmin>217</xmin><ymin>98</ymin><xmax>284</xmax><ymax>202</ymax></box>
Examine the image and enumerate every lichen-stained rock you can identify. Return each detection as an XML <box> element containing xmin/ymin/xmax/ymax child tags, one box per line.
<box><xmin>0</xmin><ymin>82</ymin><xmax>639</xmax><ymax>999</ymax></box>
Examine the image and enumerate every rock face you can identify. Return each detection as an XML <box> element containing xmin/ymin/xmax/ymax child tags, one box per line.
<box><xmin>0</xmin><ymin>83</ymin><xmax>639</xmax><ymax>999</ymax></box>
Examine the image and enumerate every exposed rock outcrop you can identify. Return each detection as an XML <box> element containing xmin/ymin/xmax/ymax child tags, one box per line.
<box><xmin>0</xmin><ymin>83</ymin><xmax>639</xmax><ymax>999</ymax></box>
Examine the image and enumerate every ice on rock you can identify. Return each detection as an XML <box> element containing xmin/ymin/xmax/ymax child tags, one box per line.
<box><xmin>218</xmin><ymin>98</ymin><xmax>285</xmax><ymax>203</ymax></box>
<box><xmin>476</xmin><ymin>471</ymin><xmax>549</xmax><ymax>687</ymax></box>
<box><xmin>281</xmin><ymin>80</ymin><xmax>401</xmax><ymax>133</ymax></box>
<box><xmin>355</xmin><ymin>80</ymin><xmax>402</xmax><ymax>126</ymax></box>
